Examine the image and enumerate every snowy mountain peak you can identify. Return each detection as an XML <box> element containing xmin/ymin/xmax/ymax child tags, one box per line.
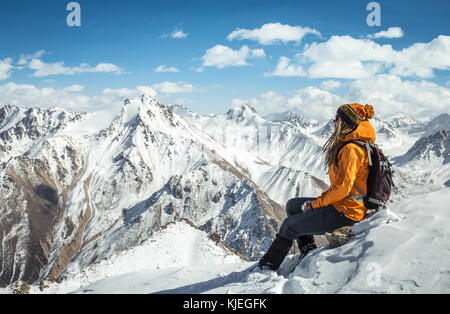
<box><xmin>122</xmin><ymin>94</ymin><xmax>160</xmax><ymax>116</ymax></box>
<box><xmin>113</xmin><ymin>94</ymin><xmax>179</xmax><ymax>132</ymax></box>
<box><xmin>424</xmin><ymin>113</ymin><xmax>450</xmax><ymax>136</ymax></box>
<box><xmin>394</xmin><ymin>129</ymin><xmax>450</xmax><ymax>165</ymax></box>
<box><xmin>385</xmin><ymin>112</ymin><xmax>418</xmax><ymax>129</ymax></box>
<box><xmin>0</xmin><ymin>104</ymin><xmax>20</xmax><ymax>130</ymax></box>
<box><xmin>266</xmin><ymin>111</ymin><xmax>320</xmax><ymax>131</ymax></box>
<box><xmin>1</xmin><ymin>97</ymin><xmax>449</xmax><ymax>294</ymax></box>
<box><xmin>168</xmin><ymin>103</ymin><xmax>191</xmax><ymax>114</ymax></box>
<box><xmin>226</xmin><ymin>104</ymin><xmax>259</xmax><ymax>122</ymax></box>
<box><xmin>140</xmin><ymin>93</ymin><xmax>166</xmax><ymax>112</ymax></box>
<box><xmin>0</xmin><ymin>104</ymin><xmax>79</xmax><ymax>159</ymax></box>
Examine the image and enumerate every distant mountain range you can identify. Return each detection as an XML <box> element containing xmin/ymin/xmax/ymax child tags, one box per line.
<box><xmin>0</xmin><ymin>96</ymin><xmax>448</xmax><ymax>286</ymax></box>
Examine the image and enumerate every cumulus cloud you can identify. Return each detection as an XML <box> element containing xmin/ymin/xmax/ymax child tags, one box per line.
<box><xmin>270</xmin><ymin>35</ymin><xmax>450</xmax><ymax>79</ymax></box>
<box><xmin>389</xmin><ymin>35</ymin><xmax>450</xmax><ymax>77</ymax></box>
<box><xmin>0</xmin><ymin>58</ymin><xmax>14</xmax><ymax>80</ymax></box>
<box><xmin>320</xmin><ymin>80</ymin><xmax>342</xmax><ymax>91</ymax></box>
<box><xmin>63</xmin><ymin>84</ymin><xmax>84</xmax><ymax>92</ymax></box>
<box><xmin>348</xmin><ymin>74</ymin><xmax>450</xmax><ymax>118</ymax></box>
<box><xmin>227</xmin><ymin>23</ymin><xmax>321</xmax><ymax>45</ymax></box>
<box><xmin>0</xmin><ymin>80</ymin><xmax>198</xmax><ymax>112</ymax></box>
<box><xmin>232</xmin><ymin>98</ymin><xmax>259</xmax><ymax>108</ymax></box>
<box><xmin>162</xmin><ymin>29</ymin><xmax>189</xmax><ymax>39</ymax></box>
<box><xmin>171</xmin><ymin>29</ymin><xmax>189</xmax><ymax>39</ymax></box>
<box><xmin>285</xmin><ymin>87</ymin><xmax>344</xmax><ymax>119</ymax></box>
<box><xmin>264</xmin><ymin>56</ymin><xmax>306</xmax><ymax>77</ymax></box>
<box><xmin>234</xmin><ymin>87</ymin><xmax>343</xmax><ymax>120</ymax></box>
<box><xmin>99</xmin><ymin>83</ymin><xmax>193</xmax><ymax>102</ymax></box>
<box><xmin>0</xmin><ymin>82</ymin><xmax>91</xmax><ymax>109</ymax></box>
<box><xmin>199</xmin><ymin>45</ymin><xmax>265</xmax><ymax>71</ymax></box>
<box><xmin>17</xmin><ymin>50</ymin><xmax>47</xmax><ymax>65</ymax></box>
<box><xmin>368</xmin><ymin>27</ymin><xmax>404</xmax><ymax>39</ymax></box>
<box><xmin>28</xmin><ymin>59</ymin><xmax>124</xmax><ymax>77</ymax></box>
<box><xmin>151</xmin><ymin>81</ymin><xmax>194</xmax><ymax>94</ymax></box>
<box><xmin>98</xmin><ymin>86</ymin><xmax>159</xmax><ymax>108</ymax></box>
<box><xmin>155</xmin><ymin>65</ymin><xmax>180</xmax><ymax>73</ymax></box>
<box><xmin>301</xmin><ymin>35</ymin><xmax>394</xmax><ymax>79</ymax></box>
<box><xmin>172</xmin><ymin>30</ymin><xmax>189</xmax><ymax>39</ymax></box>
<box><xmin>234</xmin><ymin>73</ymin><xmax>450</xmax><ymax>120</ymax></box>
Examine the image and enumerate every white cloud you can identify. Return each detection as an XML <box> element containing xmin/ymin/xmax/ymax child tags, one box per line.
<box><xmin>247</xmin><ymin>73</ymin><xmax>450</xmax><ymax>119</ymax></box>
<box><xmin>155</xmin><ymin>65</ymin><xmax>180</xmax><ymax>73</ymax></box>
<box><xmin>98</xmin><ymin>86</ymin><xmax>158</xmax><ymax>108</ymax></box>
<box><xmin>101</xmin><ymin>82</ymin><xmax>194</xmax><ymax>106</ymax></box>
<box><xmin>320</xmin><ymin>80</ymin><xmax>342</xmax><ymax>91</ymax></box>
<box><xmin>368</xmin><ymin>27</ymin><xmax>404</xmax><ymax>39</ymax></box>
<box><xmin>162</xmin><ymin>29</ymin><xmax>189</xmax><ymax>39</ymax></box>
<box><xmin>136</xmin><ymin>86</ymin><xmax>158</xmax><ymax>98</ymax></box>
<box><xmin>0</xmin><ymin>81</ymin><xmax>198</xmax><ymax>112</ymax></box>
<box><xmin>227</xmin><ymin>22</ymin><xmax>321</xmax><ymax>45</ymax></box>
<box><xmin>285</xmin><ymin>87</ymin><xmax>344</xmax><ymax>119</ymax></box>
<box><xmin>273</xmin><ymin>35</ymin><xmax>450</xmax><ymax>80</ymax></box>
<box><xmin>0</xmin><ymin>58</ymin><xmax>14</xmax><ymax>80</ymax></box>
<box><xmin>231</xmin><ymin>92</ymin><xmax>285</xmax><ymax>114</ymax></box>
<box><xmin>88</xmin><ymin>63</ymin><xmax>123</xmax><ymax>73</ymax></box>
<box><xmin>28</xmin><ymin>59</ymin><xmax>124</xmax><ymax>77</ymax></box>
<box><xmin>389</xmin><ymin>35</ymin><xmax>450</xmax><ymax>77</ymax></box>
<box><xmin>0</xmin><ymin>82</ymin><xmax>91</xmax><ymax>109</ymax></box>
<box><xmin>301</xmin><ymin>35</ymin><xmax>394</xmax><ymax>79</ymax></box>
<box><xmin>101</xmin><ymin>87</ymin><xmax>139</xmax><ymax>98</ymax></box>
<box><xmin>170</xmin><ymin>29</ymin><xmax>189</xmax><ymax>39</ymax></box>
<box><xmin>264</xmin><ymin>56</ymin><xmax>306</xmax><ymax>77</ymax></box>
<box><xmin>236</xmin><ymin>87</ymin><xmax>343</xmax><ymax>120</ymax></box>
<box><xmin>348</xmin><ymin>74</ymin><xmax>450</xmax><ymax>118</ymax></box>
<box><xmin>232</xmin><ymin>98</ymin><xmax>258</xmax><ymax>107</ymax></box>
<box><xmin>28</xmin><ymin>59</ymin><xmax>70</xmax><ymax>77</ymax></box>
<box><xmin>17</xmin><ymin>50</ymin><xmax>47</xmax><ymax>65</ymax></box>
<box><xmin>151</xmin><ymin>81</ymin><xmax>194</xmax><ymax>94</ymax></box>
<box><xmin>259</xmin><ymin>91</ymin><xmax>288</xmax><ymax>112</ymax></box>
<box><xmin>199</xmin><ymin>45</ymin><xmax>265</xmax><ymax>70</ymax></box>
<box><xmin>63</xmin><ymin>84</ymin><xmax>84</xmax><ymax>92</ymax></box>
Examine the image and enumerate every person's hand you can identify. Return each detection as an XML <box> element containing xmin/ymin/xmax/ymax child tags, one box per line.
<box><xmin>302</xmin><ymin>201</ymin><xmax>312</xmax><ymax>213</ymax></box>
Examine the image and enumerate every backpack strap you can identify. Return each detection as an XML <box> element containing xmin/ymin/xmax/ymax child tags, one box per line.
<box><xmin>365</xmin><ymin>142</ymin><xmax>373</xmax><ymax>166</ymax></box>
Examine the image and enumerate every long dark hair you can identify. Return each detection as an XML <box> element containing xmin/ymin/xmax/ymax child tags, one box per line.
<box><xmin>322</xmin><ymin>118</ymin><xmax>354</xmax><ymax>169</ymax></box>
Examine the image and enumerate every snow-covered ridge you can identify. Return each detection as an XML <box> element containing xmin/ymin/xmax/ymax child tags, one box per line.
<box><xmin>0</xmin><ymin>95</ymin><xmax>287</xmax><ymax>287</ymax></box>
<box><xmin>0</xmin><ymin>96</ymin><xmax>448</xmax><ymax>293</ymax></box>
<box><xmin>20</xmin><ymin>187</ymin><xmax>450</xmax><ymax>294</ymax></box>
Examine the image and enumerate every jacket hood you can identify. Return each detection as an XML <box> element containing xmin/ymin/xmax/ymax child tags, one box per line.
<box><xmin>341</xmin><ymin>120</ymin><xmax>376</xmax><ymax>143</ymax></box>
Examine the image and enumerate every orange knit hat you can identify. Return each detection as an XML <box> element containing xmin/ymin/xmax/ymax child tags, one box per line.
<box><xmin>337</xmin><ymin>103</ymin><xmax>375</xmax><ymax>129</ymax></box>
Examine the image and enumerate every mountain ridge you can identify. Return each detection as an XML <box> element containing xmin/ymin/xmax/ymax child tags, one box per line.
<box><xmin>0</xmin><ymin>95</ymin><xmax>448</xmax><ymax>288</ymax></box>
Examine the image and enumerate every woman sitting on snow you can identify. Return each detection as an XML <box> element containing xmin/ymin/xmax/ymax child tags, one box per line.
<box><xmin>258</xmin><ymin>103</ymin><xmax>376</xmax><ymax>271</ymax></box>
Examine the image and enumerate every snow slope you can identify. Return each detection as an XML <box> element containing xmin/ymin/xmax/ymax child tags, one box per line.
<box><xmin>22</xmin><ymin>187</ymin><xmax>449</xmax><ymax>294</ymax></box>
<box><xmin>1</xmin><ymin>98</ymin><xmax>448</xmax><ymax>294</ymax></box>
<box><xmin>13</xmin><ymin>220</ymin><xmax>243</xmax><ymax>294</ymax></box>
<box><xmin>0</xmin><ymin>96</ymin><xmax>285</xmax><ymax>286</ymax></box>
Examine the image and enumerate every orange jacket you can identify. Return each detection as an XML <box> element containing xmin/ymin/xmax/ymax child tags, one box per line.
<box><xmin>311</xmin><ymin>120</ymin><xmax>376</xmax><ymax>222</ymax></box>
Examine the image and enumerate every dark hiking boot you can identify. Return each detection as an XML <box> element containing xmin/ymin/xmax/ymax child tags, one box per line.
<box><xmin>258</xmin><ymin>234</ymin><xmax>293</xmax><ymax>271</ymax></box>
<box><xmin>296</xmin><ymin>235</ymin><xmax>315</xmax><ymax>252</ymax></box>
<box><xmin>298</xmin><ymin>242</ymin><xmax>317</xmax><ymax>259</ymax></box>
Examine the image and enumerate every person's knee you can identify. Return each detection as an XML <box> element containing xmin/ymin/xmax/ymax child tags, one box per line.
<box><xmin>285</xmin><ymin>198</ymin><xmax>300</xmax><ymax>216</ymax></box>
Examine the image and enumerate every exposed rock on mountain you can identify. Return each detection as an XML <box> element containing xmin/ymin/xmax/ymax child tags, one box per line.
<box><xmin>0</xmin><ymin>96</ymin><xmax>287</xmax><ymax>286</ymax></box>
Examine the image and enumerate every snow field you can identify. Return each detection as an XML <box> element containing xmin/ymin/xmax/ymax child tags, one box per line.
<box><xmin>68</xmin><ymin>187</ymin><xmax>450</xmax><ymax>294</ymax></box>
<box><xmin>27</xmin><ymin>221</ymin><xmax>243</xmax><ymax>294</ymax></box>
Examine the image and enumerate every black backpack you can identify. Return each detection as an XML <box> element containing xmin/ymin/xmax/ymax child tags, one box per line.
<box><xmin>337</xmin><ymin>141</ymin><xmax>396</xmax><ymax>215</ymax></box>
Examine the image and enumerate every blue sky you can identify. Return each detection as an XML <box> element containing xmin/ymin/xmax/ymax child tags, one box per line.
<box><xmin>0</xmin><ymin>0</ymin><xmax>449</xmax><ymax>119</ymax></box>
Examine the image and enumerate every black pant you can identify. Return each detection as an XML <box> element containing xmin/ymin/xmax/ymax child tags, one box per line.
<box><xmin>279</xmin><ymin>198</ymin><xmax>356</xmax><ymax>241</ymax></box>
